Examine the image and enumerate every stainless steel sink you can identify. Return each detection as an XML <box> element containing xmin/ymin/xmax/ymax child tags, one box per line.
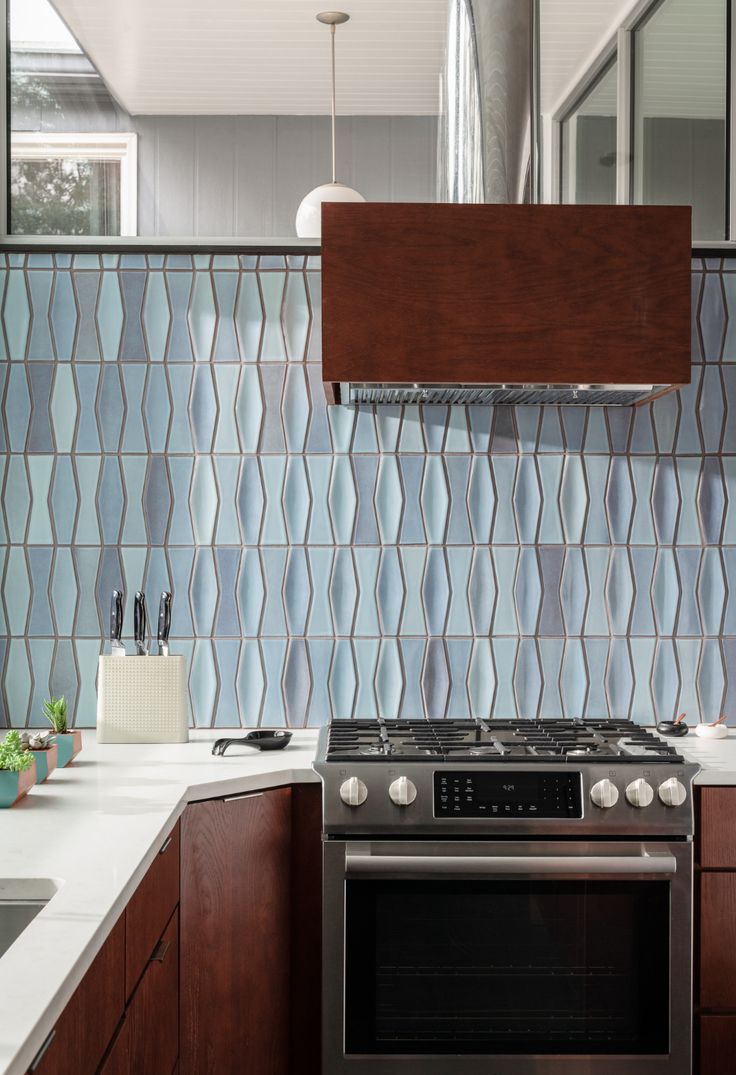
<box><xmin>0</xmin><ymin>879</ymin><xmax>60</xmax><ymax>960</ymax></box>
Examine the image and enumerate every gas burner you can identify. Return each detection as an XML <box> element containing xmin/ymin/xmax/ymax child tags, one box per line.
<box><xmin>324</xmin><ymin>718</ymin><xmax>685</xmax><ymax>764</ymax></box>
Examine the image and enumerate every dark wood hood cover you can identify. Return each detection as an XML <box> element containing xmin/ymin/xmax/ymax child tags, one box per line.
<box><xmin>321</xmin><ymin>203</ymin><xmax>692</xmax><ymax>404</ymax></box>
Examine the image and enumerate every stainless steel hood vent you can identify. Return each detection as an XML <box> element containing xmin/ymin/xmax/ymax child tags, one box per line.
<box><xmin>344</xmin><ymin>384</ymin><xmax>667</xmax><ymax>407</ymax></box>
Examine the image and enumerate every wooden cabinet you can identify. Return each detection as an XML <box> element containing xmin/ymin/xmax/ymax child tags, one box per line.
<box><xmin>180</xmin><ymin>787</ymin><xmax>293</xmax><ymax>1075</ymax></box>
<box><xmin>696</xmin><ymin>787</ymin><xmax>736</xmax><ymax>1073</ymax></box>
<box><xmin>29</xmin><ymin>917</ymin><xmax>125</xmax><ymax>1075</ymax></box>
<box><xmin>126</xmin><ymin>909</ymin><xmax>179</xmax><ymax>1075</ymax></box>
<box><xmin>125</xmin><ymin>822</ymin><xmax>180</xmax><ymax>999</ymax></box>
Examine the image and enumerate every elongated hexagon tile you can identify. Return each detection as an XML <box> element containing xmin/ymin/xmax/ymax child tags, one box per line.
<box><xmin>352</xmin><ymin>548</ymin><xmax>380</xmax><ymax>636</ymax></box>
<box><xmin>237</xmin><ymin>548</ymin><xmax>265</xmax><ymax>637</ymax></box>
<box><xmin>399</xmin><ymin>456</ymin><xmax>425</xmax><ymax>543</ymax></box>
<box><xmin>699</xmin><ymin>271</ymin><xmax>726</xmax><ymax>361</ymax></box>
<box><xmin>468</xmin><ymin>548</ymin><xmax>495</xmax><ymax>636</ymax></box>
<box><xmin>211</xmin><ymin>271</ymin><xmax>239</xmax><ymax>362</ymax></box>
<box><xmin>214</xmin><ymin>457</ymin><xmax>241</xmax><ymax>546</ymax></box>
<box><xmin>190</xmin><ymin>456</ymin><xmax>219</xmax><ymax>545</ymax></box>
<box><xmin>120</xmin><ymin>270</ymin><xmax>147</xmax><ymax>361</ymax></box>
<box><xmin>399</xmin><ymin>639</ymin><xmax>425</xmax><ymax>718</ymax></box>
<box><xmin>676</xmin><ymin>547</ymin><xmax>701</xmax><ymax>637</ymax></box>
<box><xmin>697</xmin><ymin>638</ymin><xmax>726</xmax><ymax>723</ymax></box>
<box><xmin>282</xmin><ymin>272</ymin><xmax>310</xmax><ymax>361</ymax></box>
<box><xmin>422</xmin><ymin>548</ymin><xmax>450</xmax><ymax>636</ymax></box>
<box><xmin>628</xmin><ymin>638</ymin><xmax>657</xmax><ymax>724</ymax></box>
<box><xmin>189</xmin><ymin>640</ymin><xmax>218</xmax><ymax>726</ymax></box>
<box><xmin>629</xmin><ymin>457</ymin><xmax>656</xmax><ymax>544</ymax></box>
<box><xmin>606</xmin><ymin>639</ymin><xmax>634</xmax><ymax>719</ymax></box>
<box><xmin>513</xmin><ymin>639</ymin><xmax>542</xmax><ymax>720</ymax></box>
<box><xmin>307</xmin><ymin>639</ymin><xmax>333</xmax><ymax>725</ymax></box>
<box><xmin>651</xmin><ymin>457</ymin><xmax>680</xmax><ymax>544</ymax></box>
<box><xmin>491</xmin><ymin>457</ymin><xmax>518</xmax><ymax>543</ymax></box>
<box><xmin>237</xmin><ymin>457</ymin><xmax>264</xmax><ymax>545</ymax></box>
<box><xmin>143</xmin><ymin>365</ymin><xmax>171</xmax><ymax>453</ymax></box>
<box><xmin>538</xmin><ymin>639</ymin><xmax>564</xmax><ymax>719</ymax></box>
<box><xmin>282</xmin><ymin>547</ymin><xmax>311</xmax><ymax>636</ymax></box>
<box><xmin>421</xmin><ymin>455</ymin><xmax>449</xmax><ymax>544</ymax></box>
<box><xmin>560</xmin><ymin>639</ymin><xmax>588</xmax><ymax>719</ymax></box>
<box><xmin>260</xmin><ymin>273</ymin><xmax>287</xmax><ymax>361</ymax></box>
<box><xmin>374</xmin><ymin>639</ymin><xmax>404</xmax><ymax>719</ymax></box>
<box><xmin>445</xmin><ymin>546</ymin><xmax>473</xmax><ymax>636</ymax></box>
<box><xmin>6</xmin><ymin>364</ymin><xmax>31</xmax><ymax>452</ymax></box>
<box><xmin>675</xmin><ymin>458</ymin><xmax>701</xmax><ymax>545</ymax></box>
<box><xmin>212</xmin><ymin>366</ymin><xmax>241</xmax><ymax>454</ymax></box>
<box><xmin>259</xmin><ymin>548</ymin><xmax>287</xmax><ymax>635</ymax></box>
<box><xmin>50</xmin><ymin>365</ymin><xmax>78</xmax><ymax>454</ymax></box>
<box><xmin>652</xmin><ymin>549</ymin><xmax>680</xmax><ymax>636</ymax></box>
<box><xmin>330</xmin><ymin>548</ymin><xmax>358</xmax><ymax>635</ymax></box>
<box><xmin>3</xmin><ymin>270</ymin><xmax>30</xmax><ymax>359</ymax></box>
<box><xmin>445</xmin><ymin>639</ymin><xmax>472</xmax><ymax>718</ymax></box>
<box><xmin>352</xmin><ymin>457</ymin><xmax>379</xmax><ymax>545</ymax></box>
<box><xmin>282</xmin><ymin>456</ymin><xmax>311</xmax><ymax>545</ymax></box>
<box><xmin>26</xmin><ymin>271</ymin><xmax>54</xmax><ymax>362</ymax></box>
<box><xmin>143</xmin><ymin>457</ymin><xmax>171</xmax><ymax>546</ymax></box>
<box><xmin>376</xmin><ymin>547</ymin><xmax>405</xmax><ymax>636</ymax></box>
<box><xmin>652</xmin><ymin>389</ymin><xmax>680</xmax><ymax>453</ymax></box>
<box><xmin>190</xmin><ymin>365</ymin><xmax>218</xmax><ymax>452</ymax></box>
<box><xmin>282</xmin><ymin>640</ymin><xmax>312</xmax><ymax>726</ymax></box>
<box><xmin>236</xmin><ymin>640</ymin><xmax>265</xmax><ymax>725</ymax></box>
<box><xmin>235</xmin><ymin>366</ymin><xmax>264</xmax><ymax>453</ymax></box>
<box><xmin>652</xmin><ymin>640</ymin><xmax>680</xmax><ymax>723</ymax></box>
<box><xmin>328</xmin><ymin>456</ymin><xmax>357</xmax><ymax>545</ymax></box>
<box><xmin>559</xmin><ymin>456</ymin><xmax>588</xmax><ymax>543</ymax></box>
<box><xmin>513</xmin><ymin>456</ymin><xmax>541</xmax><ymax>544</ymax></box>
<box><xmin>27</xmin><ymin>363</ymin><xmax>54</xmax><ymax>451</ymax></box>
<box><xmin>559</xmin><ymin>548</ymin><xmax>588</xmax><ymax>636</ymax></box>
<box><xmin>606</xmin><ymin>547</ymin><xmax>634</xmax><ymax>636</ymax></box>
<box><xmin>629</xmin><ymin>548</ymin><xmax>657</xmax><ymax>636</ymax></box>
<box><xmin>698</xmin><ymin>547</ymin><xmax>727</xmax><ymax>635</ymax></box>
<box><xmin>234</xmin><ymin>272</ymin><xmax>264</xmax><ymax>361</ymax></box>
<box><xmin>583</xmin><ymin>457</ymin><xmax>610</xmax><ymax>544</ymax></box>
<box><xmin>537</xmin><ymin>546</ymin><xmax>564</xmax><ymax>636</ymax></box>
<box><xmin>698</xmin><ymin>457</ymin><xmax>726</xmax><ymax>545</ymax></box>
<box><xmin>699</xmin><ymin>365</ymin><xmax>725</xmax><ymax>452</ymax></box>
<box><xmin>329</xmin><ymin>639</ymin><xmax>357</xmax><ymax>719</ymax></box>
<box><xmin>467</xmin><ymin>456</ymin><xmax>494</xmax><ymax>543</ymax></box>
<box><xmin>674</xmin><ymin>639</ymin><xmax>700</xmax><ymax>723</ymax></box>
<box><xmin>492</xmin><ymin>547</ymin><xmax>519</xmax><ymax>635</ymax></box>
<box><xmin>26</xmin><ymin>548</ymin><xmax>53</xmax><ymax>636</ymax></box>
<box><xmin>467</xmin><ymin>640</ymin><xmax>495</xmax><ymax>720</ymax></box>
<box><xmin>374</xmin><ymin>456</ymin><xmax>403</xmax><ymax>544</ymax></box>
<box><xmin>281</xmin><ymin>364</ymin><xmax>310</xmax><ymax>453</ymax></box>
<box><xmin>50</xmin><ymin>271</ymin><xmax>78</xmax><ymax>361</ymax></box>
<box><xmin>5</xmin><ymin>639</ymin><xmax>31</xmax><ymax>726</ymax></box>
<box><xmin>96</xmin><ymin>271</ymin><xmax>123</xmax><ymax>361</ymax></box>
<box><xmin>143</xmin><ymin>271</ymin><xmax>171</xmax><ymax>362</ymax></box>
<box><xmin>514</xmin><ymin>547</ymin><xmax>541</xmax><ymax>635</ymax></box>
<box><xmin>190</xmin><ymin>548</ymin><xmax>218</xmax><ymax>636</ymax></box>
<box><xmin>421</xmin><ymin>638</ymin><xmax>450</xmax><ymax>718</ymax></box>
<box><xmin>399</xmin><ymin>548</ymin><xmax>426</xmax><ymax>635</ymax></box>
<box><xmin>4</xmin><ymin>456</ymin><xmax>30</xmax><ymax>544</ymax></box>
<box><xmin>212</xmin><ymin>639</ymin><xmax>240</xmax><ymax>726</ymax></box>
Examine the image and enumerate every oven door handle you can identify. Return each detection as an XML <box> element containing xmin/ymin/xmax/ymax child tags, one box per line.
<box><xmin>345</xmin><ymin>853</ymin><xmax>677</xmax><ymax>876</ymax></box>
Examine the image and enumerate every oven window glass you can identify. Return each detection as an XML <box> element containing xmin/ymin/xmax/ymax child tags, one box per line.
<box><xmin>345</xmin><ymin>880</ymin><xmax>670</xmax><ymax>1055</ymax></box>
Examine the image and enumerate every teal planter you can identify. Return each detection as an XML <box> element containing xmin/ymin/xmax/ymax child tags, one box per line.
<box><xmin>55</xmin><ymin>731</ymin><xmax>82</xmax><ymax>768</ymax></box>
<box><xmin>0</xmin><ymin>765</ymin><xmax>35</xmax><ymax>807</ymax></box>
<box><xmin>31</xmin><ymin>744</ymin><xmax>58</xmax><ymax>782</ymax></box>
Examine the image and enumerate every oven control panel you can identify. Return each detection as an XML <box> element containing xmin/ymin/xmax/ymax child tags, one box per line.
<box><xmin>434</xmin><ymin>771</ymin><xmax>583</xmax><ymax>818</ymax></box>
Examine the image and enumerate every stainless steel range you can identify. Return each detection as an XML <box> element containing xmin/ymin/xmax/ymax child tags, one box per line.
<box><xmin>313</xmin><ymin>718</ymin><xmax>699</xmax><ymax>1075</ymax></box>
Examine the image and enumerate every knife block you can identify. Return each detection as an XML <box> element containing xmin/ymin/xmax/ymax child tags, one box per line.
<box><xmin>96</xmin><ymin>655</ymin><xmax>189</xmax><ymax>744</ymax></box>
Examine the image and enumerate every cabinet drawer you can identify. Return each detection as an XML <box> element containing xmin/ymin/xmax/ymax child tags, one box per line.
<box><xmin>700</xmin><ymin>872</ymin><xmax>736</xmax><ymax>1008</ymax></box>
<box><xmin>698</xmin><ymin>788</ymin><xmax>736</xmax><ymax>868</ymax></box>
<box><xmin>97</xmin><ymin>1019</ymin><xmax>130</xmax><ymax>1075</ymax></box>
<box><xmin>126</xmin><ymin>822</ymin><xmax>179</xmax><ymax>999</ymax></box>
<box><xmin>699</xmin><ymin>1015</ymin><xmax>736</xmax><ymax>1073</ymax></box>
<box><xmin>127</xmin><ymin>909</ymin><xmax>179</xmax><ymax>1075</ymax></box>
<box><xmin>28</xmin><ymin>917</ymin><xmax>125</xmax><ymax>1075</ymax></box>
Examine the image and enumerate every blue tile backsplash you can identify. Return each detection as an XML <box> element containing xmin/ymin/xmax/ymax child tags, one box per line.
<box><xmin>0</xmin><ymin>251</ymin><xmax>734</xmax><ymax>727</ymax></box>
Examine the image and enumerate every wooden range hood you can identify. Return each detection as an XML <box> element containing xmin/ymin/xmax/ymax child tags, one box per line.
<box><xmin>320</xmin><ymin>203</ymin><xmax>692</xmax><ymax>407</ymax></box>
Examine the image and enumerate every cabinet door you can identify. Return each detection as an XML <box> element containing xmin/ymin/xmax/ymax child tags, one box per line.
<box><xmin>97</xmin><ymin>1019</ymin><xmax>130</xmax><ymax>1075</ymax></box>
<box><xmin>698</xmin><ymin>788</ymin><xmax>736</xmax><ymax>868</ymax></box>
<box><xmin>29</xmin><ymin>917</ymin><xmax>125</xmax><ymax>1075</ymax></box>
<box><xmin>699</xmin><ymin>1015</ymin><xmax>736</xmax><ymax>1073</ymax></box>
<box><xmin>180</xmin><ymin>788</ymin><xmax>292</xmax><ymax>1075</ymax></box>
<box><xmin>126</xmin><ymin>822</ymin><xmax>180</xmax><ymax>999</ymax></box>
<box><xmin>700</xmin><ymin>872</ymin><xmax>736</xmax><ymax>1008</ymax></box>
<box><xmin>127</xmin><ymin>909</ymin><xmax>179</xmax><ymax>1075</ymax></box>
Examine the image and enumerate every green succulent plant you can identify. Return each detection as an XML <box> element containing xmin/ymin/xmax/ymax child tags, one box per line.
<box><xmin>0</xmin><ymin>730</ymin><xmax>33</xmax><ymax>773</ymax></box>
<box><xmin>43</xmin><ymin>696</ymin><xmax>68</xmax><ymax>734</ymax></box>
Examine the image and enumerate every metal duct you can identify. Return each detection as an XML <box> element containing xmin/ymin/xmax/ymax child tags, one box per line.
<box><xmin>439</xmin><ymin>0</ymin><xmax>538</xmax><ymax>205</ymax></box>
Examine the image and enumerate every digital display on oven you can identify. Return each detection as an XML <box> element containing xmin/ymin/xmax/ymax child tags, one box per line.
<box><xmin>434</xmin><ymin>771</ymin><xmax>583</xmax><ymax>818</ymax></box>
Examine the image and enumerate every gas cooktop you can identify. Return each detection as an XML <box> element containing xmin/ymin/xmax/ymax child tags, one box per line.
<box><xmin>323</xmin><ymin>718</ymin><xmax>684</xmax><ymax>764</ymax></box>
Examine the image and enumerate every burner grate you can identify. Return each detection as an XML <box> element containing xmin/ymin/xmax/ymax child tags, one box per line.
<box><xmin>324</xmin><ymin>718</ymin><xmax>684</xmax><ymax>764</ymax></box>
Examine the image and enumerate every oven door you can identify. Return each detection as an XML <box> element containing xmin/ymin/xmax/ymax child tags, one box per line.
<box><xmin>323</xmin><ymin>839</ymin><xmax>692</xmax><ymax>1074</ymax></box>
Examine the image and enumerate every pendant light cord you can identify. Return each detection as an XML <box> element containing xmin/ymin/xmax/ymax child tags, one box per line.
<box><xmin>330</xmin><ymin>24</ymin><xmax>337</xmax><ymax>184</ymax></box>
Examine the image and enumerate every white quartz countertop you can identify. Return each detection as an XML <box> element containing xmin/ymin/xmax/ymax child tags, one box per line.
<box><xmin>1</xmin><ymin>723</ymin><xmax>736</xmax><ymax>1075</ymax></box>
<box><xmin>0</xmin><ymin>729</ymin><xmax>320</xmax><ymax>1075</ymax></box>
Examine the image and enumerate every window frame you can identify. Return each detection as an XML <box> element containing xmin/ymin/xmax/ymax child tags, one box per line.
<box><xmin>550</xmin><ymin>0</ymin><xmax>734</xmax><ymax>244</ymax></box>
<box><xmin>557</xmin><ymin>54</ymin><xmax>619</xmax><ymax>206</ymax></box>
<box><xmin>10</xmin><ymin>131</ymin><xmax>138</xmax><ymax>236</ymax></box>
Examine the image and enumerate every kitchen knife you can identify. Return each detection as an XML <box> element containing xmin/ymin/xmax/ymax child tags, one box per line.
<box><xmin>157</xmin><ymin>591</ymin><xmax>172</xmax><ymax>656</ymax></box>
<box><xmin>134</xmin><ymin>591</ymin><xmax>148</xmax><ymax>656</ymax></box>
<box><xmin>110</xmin><ymin>590</ymin><xmax>126</xmax><ymax>657</ymax></box>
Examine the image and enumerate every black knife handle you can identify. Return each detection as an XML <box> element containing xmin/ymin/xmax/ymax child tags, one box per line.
<box><xmin>158</xmin><ymin>591</ymin><xmax>172</xmax><ymax>644</ymax></box>
<box><xmin>110</xmin><ymin>590</ymin><xmax>123</xmax><ymax>641</ymax></box>
<box><xmin>134</xmin><ymin>591</ymin><xmax>147</xmax><ymax>649</ymax></box>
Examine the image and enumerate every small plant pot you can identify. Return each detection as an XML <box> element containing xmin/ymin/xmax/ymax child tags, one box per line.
<box><xmin>31</xmin><ymin>743</ymin><xmax>59</xmax><ymax>783</ymax></box>
<box><xmin>0</xmin><ymin>764</ymin><xmax>36</xmax><ymax>807</ymax></box>
<box><xmin>55</xmin><ymin>730</ymin><xmax>83</xmax><ymax>768</ymax></box>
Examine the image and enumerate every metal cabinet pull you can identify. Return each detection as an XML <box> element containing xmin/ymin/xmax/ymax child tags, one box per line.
<box><xmin>158</xmin><ymin>834</ymin><xmax>173</xmax><ymax>855</ymax></box>
<box><xmin>29</xmin><ymin>1028</ymin><xmax>56</xmax><ymax>1071</ymax></box>
<box><xmin>150</xmin><ymin>939</ymin><xmax>170</xmax><ymax>963</ymax></box>
<box><xmin>223</xmin><ymin>791</ymin><xmax>263</xmax><ymax>803</ymax></box>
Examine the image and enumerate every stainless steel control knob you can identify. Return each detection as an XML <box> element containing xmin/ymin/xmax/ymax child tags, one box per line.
<box><xmin>388</xmin><ymin>776</ymin><xmax>418</xmax><ymax>807</ymax></box>
<box><xmin>339</xmin><ymin>777</ymin><xmax>368</xmax><ymax>807</ymax></box>
<box><xmin>625</xmin><ymin>778</ymin><xmax>654</xmax><ymax>808</ymax></box>
<box><xmin>590</xmin><ymin>778</ymin><xmax>619</xmax><ymax>809</ymax></box>
<box><xmin>658</xmin><ymin>777</ymin><xmax>687</xmax><ymax>808</ymax></box>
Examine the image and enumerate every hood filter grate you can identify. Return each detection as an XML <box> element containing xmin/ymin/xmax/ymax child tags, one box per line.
<box><xmin>345</xmin><ymin>384</ymin><xmax>663</xmax><ymax>407</ymax></box>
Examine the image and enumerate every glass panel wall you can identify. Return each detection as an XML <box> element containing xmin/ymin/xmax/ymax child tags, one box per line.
<box><xmin>632</xmin><ymin>0</ymin><xmax>727</xmax><ymax>240</ymax></box>
<box><xmin>560</xmin><ymin>60</ymin><xmax>618</xmax><ymax>205</ymax></box>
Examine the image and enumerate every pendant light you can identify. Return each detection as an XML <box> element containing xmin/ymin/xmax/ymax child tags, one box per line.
<box><xmin>295</xmin><ymin>11</ymin><xmax>365</xmax><ymax>238</ymax></box>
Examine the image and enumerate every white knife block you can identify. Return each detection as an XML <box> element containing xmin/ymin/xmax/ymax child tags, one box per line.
<box><xmin>96</xmin><ymin>655</ymin><xmax>190</xmax><ymax>743</ymax></box>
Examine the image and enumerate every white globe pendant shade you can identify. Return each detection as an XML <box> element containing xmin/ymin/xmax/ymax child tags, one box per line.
<box><xmin>296</xmin><ymin>181</ymin><xmax>366</xmax><ymax>238</ymax></box>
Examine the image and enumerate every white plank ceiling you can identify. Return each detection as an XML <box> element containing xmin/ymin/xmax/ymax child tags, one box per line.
<box><xmin>41</xmin><ymin>0</ymin><xmax>721</xmax><ymax>118</ymax></box>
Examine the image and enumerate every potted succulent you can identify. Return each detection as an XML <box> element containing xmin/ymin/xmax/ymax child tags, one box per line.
<box><xmin>0</xmin><ymin>730</ymin><xmax>36</xmax><ymax>807</ymax></box>
<box><xmin>20</xmin><ymin>730</ymin><xmax>58</xmax><ymax>782</ymax></box>
<box><xmin>43</xmin><ymin>697</ymin><xmax>82</xmax><ymax>767</ymax></box>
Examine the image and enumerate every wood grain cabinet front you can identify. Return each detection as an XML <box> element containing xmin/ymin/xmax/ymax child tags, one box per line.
<box><xmin>180</xmin><ymin>788</ymin><xmax>292</xmax><ymax>1075</ymax></box>
<box><xmin>125</xmin><ymin>822</ymin><xmax>180</xmax><ymax>1000</ymax></box>
<box><xmin>28</xmin><ymin>917</ymin><xmax>125</xmax><ymax>1075</ymax></box>
<box><xmin>699</xmin><ymin>1015</ymin><xmax>736</xmax><ymax>1072</ymax></box>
